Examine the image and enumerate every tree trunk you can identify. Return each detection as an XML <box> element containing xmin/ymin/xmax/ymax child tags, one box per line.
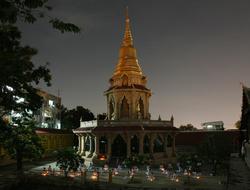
<box><xmin>64</xmin><ymin>170</ymin><xmax>68</xmax><ymax>177</ymax></box>
<box><xmin>16</xmin><ymin>151</ymin><xmax>23</xmax><ymax>172</ymax></box>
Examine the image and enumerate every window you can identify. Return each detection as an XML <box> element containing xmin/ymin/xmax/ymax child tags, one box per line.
<box><xmin>48</xmin><ymin>100</ymin><xmax>54</xmax><ymax>107</ymax></box>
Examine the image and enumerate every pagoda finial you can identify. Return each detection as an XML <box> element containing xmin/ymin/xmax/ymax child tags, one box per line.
<box><xmin>122</xmin><ymin>7</ymin><xmax>133</xmax><ymax>47</ymax></box>
<box><xmin>125</xmin><ymin>6</ymin><xmax>129</xmax><ymax>21</ymax></box>
<box><xmin>240</xmin><ymin>82</ymin><xmax>244</xmax><ymax>88</ymax></box>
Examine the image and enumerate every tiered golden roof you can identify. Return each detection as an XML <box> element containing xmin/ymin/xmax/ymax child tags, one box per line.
<box><xmin>113</xmin><ymin>7</ymin><xmax>143</xmax><ymax>78</ymax></box>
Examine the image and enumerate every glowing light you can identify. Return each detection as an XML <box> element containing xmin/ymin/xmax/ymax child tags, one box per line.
<box><xmin>41</xmin><ymin>171</ymin><xmax>49</xmax><ymax>176</ymax></box>
<box><xmin>147</xmin><ymin>175</ymin><xmax>155</xmax><ymax>181</ymax></box>
<box><xmin>99</xmin><ymin>155</ymin><xmax>106</xmax><ymax>161</ymax></box>
<box><xmin>49</xmin><ymin>100</ymin><xmax>54</xmax><ymax>107</ymax></box>
<box><xmin>91</xmin><ymin>171</ymin><xmax>98</xmax><ymax>181</ymax></box>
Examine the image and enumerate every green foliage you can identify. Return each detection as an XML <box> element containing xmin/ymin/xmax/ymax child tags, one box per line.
<box><xmin>61</xmin><ymin>106</ymin><xmax>95</xmax><ymax>129</ymax></box>
<box><xmin>97</xmin><ymin>113</ymin><xmax>107</xmax><ymax>120</ymax></box>
<box><xmin>179</xmin><ymin>124</ymin><xmax>197</xmax><ymax>131</ymax></box>
<box><xmin>56</xmin><ymin>148</ymin><xmax>84</xmax><ymax>177</ymax></box>
<box><xmin>49</xmin><ymin>19</ymin><xmax>80</xmax><ymax>33</ymax></box>
<box><xmin>0</xmin><ymin>0</ymin><xmax>80</xmax><ymax>33</ymax></box>
<box><xmin>0</xmin><ymin>116</ymin><xmax>44</xmax><ymax>170</ymax></box>
<box><xmin>0</xmin><ymin>23</ymin><xmax>51</xmax><ymax>171</ymax></box>
<box><xmin>0</xmin><ymin>0</ymin><xmax>80</xmax><ymax>172</ymax></box>
<box><xmin>0</xmin><ymin>24</ymin><xmax>51</xmax><ymax>116</ymax></box>
<box><xmin>235</xmin><ymin>120</ymin><xmax>241</xmax><ymax>129</ymax></box>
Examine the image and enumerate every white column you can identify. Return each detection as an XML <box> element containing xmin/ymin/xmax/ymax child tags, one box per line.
<box><xmin>95</xmin><ymin>135</ymin><xmax>99</xmax><ymax>155</ymax></box>
<box><xmin>78</xmin><ymin>135</ymin><xmax>82</xmax><ymax>153</ymax></box>
<box><xmin>81</xmin><ymin>135</ymin><xmax>85</xmax><ymax>154</ymax></box>
<box><xmin>89</xmin><ymin>135</ymin><xmax>93</xmax><ymax>153</ymax></box>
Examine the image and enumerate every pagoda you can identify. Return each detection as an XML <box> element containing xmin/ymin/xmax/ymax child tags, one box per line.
<box><xmin>73</xmin><ymin>8</ymin><xmax>177</xmax><ymax>165</ymax></box>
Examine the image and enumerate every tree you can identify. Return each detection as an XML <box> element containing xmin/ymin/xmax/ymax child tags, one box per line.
<box><xmin>0</xmin><ymin>24</ymin><xmax>51</xmax><ymax>171</ymax></box>
<box><xmin>97</xmin><ymin>113</ymin><xmax>107</xmax><ymax>120</ymax></box>
<box><xmin>179</xmin><ymin>124</ymin><xmax>197</xmax><ymax>131</ymax></box>
<box><xmin>0</xmin><ymin>25</ymin><xmax>51</xmax><ymax>116</ymax></box>
<box><xmin>0</xmin><ymin>117</ymin><xmax>44</xmax><ymax>171</ymax></box>
<box><xmin>0</xmin><ymin>0</ymin><xmax>80</xmax><ymax>171</ymax></box>
<box><xmin>56</xmin><ymin>148</ymin><xmax>84</xmax><ymax>177</ymax></box>
<box><xmin>0</xmin><ymin>0</ymin><xmax>80</xmax><ymax>33</ymax></box>
<box><xmin>235</xmin><ymin>120</ymin><xmax>241</xmax><ymax>129</ymax></box>
<box><xmin>61</xmin><ymin>106</ymin><xmax>95</xmax><ymax>129</ymax></box>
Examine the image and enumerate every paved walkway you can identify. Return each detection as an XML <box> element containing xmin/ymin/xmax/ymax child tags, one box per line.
<box><xmin>2</xmin><ymin>157</ymin><xmax>250</xmax><ymax>190</ymax></box>
<box><xmin>0</xmin><ymin>159</ymin><xmax>56</xmax><ymax>190</ymax></box>
<box><xmin>228</xmin><ymin>157</ymin><xmax>250</xmax><ymax>190</ymax></box>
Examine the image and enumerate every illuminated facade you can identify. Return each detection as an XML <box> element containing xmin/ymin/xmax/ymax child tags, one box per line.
<box><xmin>36</xmin><ymin>89</ymin><xmax>61</xmax><ymax>129</ymax></box>
<box><xmin>73</xmin><ymin>9</ymin><xmax>177</xmax><ymax>165</ymax></box>
<box><xmin>201</xmin><ymin>121</ymin><xmax>224</xmax><ymax>131</ymax></box>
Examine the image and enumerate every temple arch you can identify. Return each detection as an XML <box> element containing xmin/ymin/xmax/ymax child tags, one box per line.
<box><xmin>91</xmin><ymin>137</ymin><xmax>95</xmax><ymax>152</ymax></box>
<box><xmin>122</xmin><ymin>74</ymin><xmax>129</xmax><ymax>86</ymax></box>
<box><xmin>167</xmin><ymin>135</ymin><xmax>173</xmax><ymax>147</ymax></box>
<box><xmin>153</xmin><ymin>135</ymin><xmax>164</xmax><ymax>152</ymax></box>
<box><xmin>137</xmin><ymin>97</ymin><xmax>144</xmax><ymax>119</ymax></box>
<box><xmin>131</xmin><ymin>135</ymin><xmax>139</xmax><ymax>154</ymax></box>
<box><xmin>109</xmin><ymin>97</ymin><xmax>115</xmax><ymax>120</ymax></box>
<box><xmin>111</xmin><ymin>135</ymin><xmax>127</xmax><ymax>158</ymax></box>
<box><xmin>143</xmin><ymin>135</ymin><xmax>150</xmax><ymax>153</ymax></box>
<box><xmin>99</xmin><ymin>136</ymin><xmax>108</xmax><ymax>154</ymax></box>
<box><xmin>120</xmin><ymin>96</ymin><xmax>129</xmax><ymax>119</ymax></box>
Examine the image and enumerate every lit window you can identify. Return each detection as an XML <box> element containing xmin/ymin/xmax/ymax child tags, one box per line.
<box><xmin>207</xmin><ymin>125</ymin><xmax>213</xmax><ymax>129</ymax></box>
<box><xmin>48</xmin><ymin>100</ymin><xmax>54</xmax><ymax>107</ymax></box>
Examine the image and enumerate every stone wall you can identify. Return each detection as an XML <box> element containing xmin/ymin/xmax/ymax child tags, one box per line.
<box><xmin>0</xmin><ymin>130</ymin><xmax>74</xmax><ymax>166</ymax></box>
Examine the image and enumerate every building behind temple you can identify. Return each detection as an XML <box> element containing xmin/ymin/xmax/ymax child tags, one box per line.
<box><xmin>35</xmin><ymin>89</ymin><xmax>61</xmax><ymax>129</ymax></box>
<box><xmin>201</xmin><ymin>121</ymin><xmax>224</xmax><ymax>131</ymax></box>
<box><xmin>73</xmin><ymin>9</ymin><xmax>178</xmax><ymax>165</ymax></box>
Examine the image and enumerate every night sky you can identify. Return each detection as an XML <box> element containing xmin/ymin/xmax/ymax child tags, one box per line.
<box><xmin>18</xmin><ymin>0</ymin><xmax>250</xmax><ymax>128</ymax></box>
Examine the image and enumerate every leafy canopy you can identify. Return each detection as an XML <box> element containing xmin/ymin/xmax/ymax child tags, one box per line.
<box><xmin>61</xmin><ymin>106</ymin><xmax>95</xmax><ymax>129</ymax></box>
<box><xmin>0</xmin><ymin>0</ymin><xmax>80</xmax><ymax>33</ymax></box>
<box><xmin>0</xmin><ymin>25</ymin><xmax>51</xmax><ymax>116</ymax></box>
<box><xmin>56</xmin><ymin>148</ymin><xmax>84</xmax><ymax>177</ymax></box>
<box><xmin>0</xmin><ymin>0</ymin><xmax>80</xmax><ymax>171</ymax></box>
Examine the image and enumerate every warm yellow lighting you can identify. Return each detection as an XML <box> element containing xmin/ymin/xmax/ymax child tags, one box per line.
<box><xmin>91</xmin><ymin>175</ymin><xmax>97</xmax><ymax>180</ymax></box>
<box><xmin>99</xmin><ymin>155</ymin><xmax>106</xmax><ymax>160</ymax></box>
<box><xmin>41</xmin><ymin>171</ymin><xmax>49</xmax><ymax>176</ymax></box>
<box><xmin>147</xmin><ymin>175</ymin><xmax>155</xmax><ymax>181</ymax></box>
<box><xmin>175</xmin><ymin>178</ymin><xmax>179</xmax><ymax>182</ymax></box>
<box><xmin>91</xmin><ymin>171</ymin><xmax>98</xmax><ymax>181</ymax></box>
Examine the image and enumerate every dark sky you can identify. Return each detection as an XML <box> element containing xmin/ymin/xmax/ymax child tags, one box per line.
<box><xmin>19</xmin><ymin>0</ymin><xmax>250</xmax><ymax>128</ymax></box>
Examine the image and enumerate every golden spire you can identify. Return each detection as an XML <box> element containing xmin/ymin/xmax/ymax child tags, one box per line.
<box><xmin>122</xmin><ymin>7</ymin><xmax>133</xmax><ymax>47</ymax></box>
<box><xmin>112</xmin><ymin>7</ymin><xmax>143</xmax><ymax>80</ymax></box>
